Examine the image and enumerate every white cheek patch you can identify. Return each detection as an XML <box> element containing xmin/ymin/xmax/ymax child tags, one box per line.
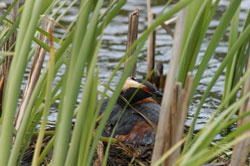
<box><xmin>122</xmin><ymin>78</ymin><xmax>143</xmax><ymax>91</ymax></box>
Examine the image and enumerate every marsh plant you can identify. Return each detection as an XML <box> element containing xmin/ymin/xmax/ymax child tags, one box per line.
<box><xmin>0</xmin><ymin>0</ymin><xmax>249</xmax><ymax>165</ymax></box>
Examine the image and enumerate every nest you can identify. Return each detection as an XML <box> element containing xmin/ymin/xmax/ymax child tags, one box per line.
<box><xmin>93</xmin><ymin>141</ymin><xmax>154</xmax><ymax>166</ymax></box>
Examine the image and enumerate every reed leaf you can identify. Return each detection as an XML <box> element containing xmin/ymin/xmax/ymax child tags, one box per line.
<box><xmin>183</xmin><ymin>0</ymin><xmax>243</xmax><ymax>152</ymax></box>
<box><xmin>177</xmin><ymin>0</ymin><xmax>215</xmax><ymax>84</ymax></box>
<box><xmin>51</xmin><ymin>0</ymin><xmax>105</xmax><ymax>164</ymax></box>
<box><xmin>0</xmin><ymin>0</ymin><xmax>249</xmax><ymax>165</ymax></box>
<box><xmin>0</xmin><ymin>0</ymin><xmax>44</xmax><ymax>164</ymax></box>
<box><xmin>181</xmin><ymin>91</ymin><xmax>250</xmax><ymax>165</ymax></box>
<box><xmin>223</xmin><ymin>4</ymin><xmax>240</xmax><ymax>106</ymax></box>
<box><xmin>32</xmin><ymin>27</ymin><xmax>55</xmax><ymax>166</ymax></box>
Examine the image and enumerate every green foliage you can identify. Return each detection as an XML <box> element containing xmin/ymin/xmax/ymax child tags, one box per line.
<box><xmin>0</xmin><ymin>0</ymin><xmax>249</xmax><ymax>165</ymax></box>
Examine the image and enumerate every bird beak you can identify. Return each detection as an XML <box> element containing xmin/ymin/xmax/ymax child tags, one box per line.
<box><xmin>152</xmin><ymin>90</ymin><xmax>163</xmax><ymax>97</ymax></box>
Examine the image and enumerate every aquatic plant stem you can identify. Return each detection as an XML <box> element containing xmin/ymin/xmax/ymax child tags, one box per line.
<box><xmin>88</xmin><ymin>0</ymin><xmax>195</xmax><ymax>164</ymax></box>
<box><xmin>230</xmin><ymin>50</ymin><xmax>250</xmax><ymax>166</ymax></box>
<box><xmin>183</xmin><ymin>0</ymin><xmax>242</xmax><ymax>153</ymax></box>
<box><xmin>32</xmin><ymin>27</ymin><xmax>55</xmax><ymax>166</ymax></box>
<box><xmin>152</xmin><ymin>7</ymin><xmax>186</xmax><ymax>165</ymax></box>
<box><xmin>0</xmin><ymin>0</ymin><xmax>44</xmax><ymax>164</ymax></box>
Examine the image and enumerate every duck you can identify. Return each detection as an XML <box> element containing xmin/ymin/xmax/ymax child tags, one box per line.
<box><xmin>100</xmin><ymin>77</ymin><xmax>162</xmax><ymax>145</ymax></box>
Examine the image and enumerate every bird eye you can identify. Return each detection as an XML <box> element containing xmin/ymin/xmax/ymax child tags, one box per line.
<box><xmin>141</xmin><ymin>86</ymin><xmax>152</xmax><ymax>95</ymax></box>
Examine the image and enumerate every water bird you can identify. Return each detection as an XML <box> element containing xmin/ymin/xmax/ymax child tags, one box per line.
<box><xmin>101</xmin><ymin>77</ymin><xmax>162</xmax><ymax>145</ymax></box>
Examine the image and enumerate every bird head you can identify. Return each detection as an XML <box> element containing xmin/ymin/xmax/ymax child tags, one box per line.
<box><xmin>120</xmin><ymin>77</ymin><xmax>163</xmax><ymax>104</ymax></box>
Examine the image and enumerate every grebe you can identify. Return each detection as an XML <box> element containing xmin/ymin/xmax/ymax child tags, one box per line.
<box><xmin>101</xmin><ymin>77</ymin><xmax>162</xmax><ymax>145</ymax></box>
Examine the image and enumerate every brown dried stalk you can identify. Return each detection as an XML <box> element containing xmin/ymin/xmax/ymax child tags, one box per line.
<box><xmin>124</xmin><ymin>8</ymin><xmax>139</xmax><ymax>78</ymax></box>
<box><xmin>151</xmin><ymin>8</ymin><xmax>187</xmax><ymax>165</ymax></box>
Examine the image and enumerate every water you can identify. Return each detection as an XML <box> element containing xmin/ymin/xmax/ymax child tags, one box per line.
<box><xmin>95</xmin><ymin>0</ymin><xmax>249</xmax><ymax>136</ymax></box>
<box><xmin>1</xmin><ymin>0</ymin><xmax>250</xmax><ymax>136</ymax></box>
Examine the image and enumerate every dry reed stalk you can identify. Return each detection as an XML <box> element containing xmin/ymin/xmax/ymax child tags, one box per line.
<box><xmin>155</xmin><ymin>16</ymin><xmax>178</xmax><ymax>31</ymax></box>
<box><xmin>229</xmin><ymin>53</ymin><xmax>250</xmax><ymax>166</ymax></box>
<box><xmin>151</xmin><ymin>8</ymin><xmax>187</xmax><ymax>165</ymax></box>
<box><xmin>168</xmin><ymin>73</ymin><xmax>193</xmax><ymax>165</ymax></box>
<box><xmin>124</xmin><ymin>8</ymin><xmax>139</xmax><ymax>78</ymax></box>
<box><xmin>177</xmin><ymin>73</ymin><xmax>193</xmax><ymax>143</ymax></box>
<box><xmin>0</xmin><ymin>0</ymin><xmax>19</xmax><ymax>116</ymax></box>
<box><xmin>147</xmin><ymin>13</ymin><xmax>156</xmax><ymax>82</ymax></box>
<box><xmin>168</xmin><ymin>83</ymin><xmax>182</xmax><ymax>164</ymax></box>
<box><xmin>161</xmin><ymin>23</ymin><xmax>174</xmax><ymax>38</ymax></box>
<box><xmin>159</xmin><ymin>74</ymin><xmax>167</xmax><ymax>90</ymax></box>
<box><xmin>159</xmin><ymin>82</ymin><xmax>181</xmax><ymax>165</ymax></box>
<box><xmin>93</xmin><ymin>141</ymin><xmax>104</xmax><ymax>166</ymax></box>
<box><xmin>155</xmin><ymin>62</ymin><xmax>167</xmax><ymax>91</ymax></box>
<box><xmin>154</xmin><ymin>62</ymin><xmax>163</xmax><ymax>89</ymax></box>
<box><xmin>147</xmin><ymin>0</ymin><xmax>151</xmax><ymax>16</ymax></box>
<box><xmin>163</xmin><ymin>16</ymin><xmax>178</xmax><ymax>25</ymax></box>
<box><xmin>146</xmin><ymin>0</ymin><xmax>153</xmax><ymax>79</ymax></box>
<box><xmin>15</xmin><ymin>16</ymin><xmax>53</xmax><ymax>130</ymax></box>
<box><xmin>160</xmin><ymin>16</ymin><xmax>178</xmax><ymax>38</ymax></box>
<box><xmin>0</xmin><ymin>76</ymin><xmax>4</xmax><ymax>116</ymax></box>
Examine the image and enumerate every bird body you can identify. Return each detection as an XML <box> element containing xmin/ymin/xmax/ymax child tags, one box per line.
<box><xmin>100</xmin><ymin>77</ymin><xmax>162</xmax><ymax>145</ymax></box>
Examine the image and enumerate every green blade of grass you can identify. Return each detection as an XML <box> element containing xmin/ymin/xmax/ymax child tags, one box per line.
<box><xmin>65</xmin><ymin>32</ymin><xmax>102</xmax><ymax>166</ymax></box>
<box><xmin>87</xmin><ymin>0</ymin><xmax>196</xmax><ymax>164</ymax></box>
<box><xmin>223</xmin><ymin>4</ymin><xmax>240</xmax><ymax>106</ymax></box>
<box><xmin>183</xmin><ymin>0</ymin><xmax>242</xmax><ymax>153</ymax></box>
<box><xmin>177</xmin><ymin>0</ymin><xmax>214</xmax><ymax>84</ymax></box>
<box><xmin>32</xmin><ymin>27</ymin><xmax>55</xmax><ymax>166</ymax></box>
<box><xmin>51</xmin><ymin>0</ymin><xmax>103</xmax><ymax>164</ymax></box>
<box><xmin>8</xmin><ymin>25</ymin><xmax>73</xmax><ymax>166</ymax></box>
<box><xmin>181</xmin><ymin>91</ymin><xmax>250</xmax><ymax>165</ymax></box>
<box><xmin>0</xmin><ymin>0</ymin><xmax>45</xmax><ymax>164</ymax></box>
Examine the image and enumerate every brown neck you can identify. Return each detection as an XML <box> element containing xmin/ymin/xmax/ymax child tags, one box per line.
<box><xmin>133</xmin><ymin>97</ymin><xmax>158</xmax><ymax>105</ymax></box>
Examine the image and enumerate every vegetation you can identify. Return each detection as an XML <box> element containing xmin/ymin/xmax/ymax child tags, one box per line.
<box><xmin>0</xmin><ymin>0</ymin><xmax>249</xmax><ymax>165</ymax></box>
